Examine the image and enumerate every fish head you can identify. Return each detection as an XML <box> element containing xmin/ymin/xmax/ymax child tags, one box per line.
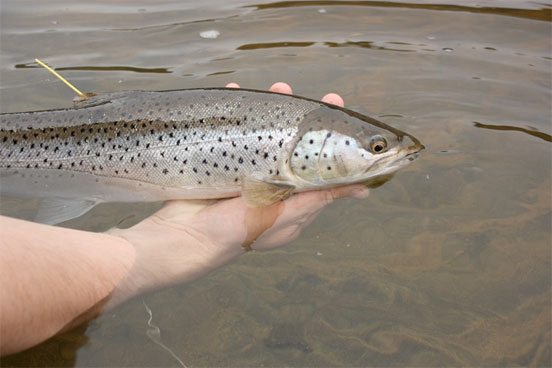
<box><xmin>286</xmin><ymin>106</ymin><xmax>424</xmax><ymax>188</ymax></box>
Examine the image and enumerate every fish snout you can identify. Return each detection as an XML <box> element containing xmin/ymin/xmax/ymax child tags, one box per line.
<box><xmin>400</xmin><ymin>134</ymin><xmax>425</xmax><ymax>154</ymax></box>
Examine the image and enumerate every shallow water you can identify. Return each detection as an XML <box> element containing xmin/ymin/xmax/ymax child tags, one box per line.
<box><xmin>1</xmin><ymin>0</ymin><xmax>550</xmax><ymax>366</ymax></box>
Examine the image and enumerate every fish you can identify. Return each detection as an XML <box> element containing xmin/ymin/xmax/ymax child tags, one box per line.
<box><xmin>0</xmin><ymin>88</ymin><xmax>423</xmax><ymax>224</ymax></box>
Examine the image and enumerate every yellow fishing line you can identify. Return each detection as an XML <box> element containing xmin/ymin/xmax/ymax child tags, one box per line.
<box><xmin>35</xmin><ymin>58</ymin><xmax>88</xmax><ymax>99</ymax></box>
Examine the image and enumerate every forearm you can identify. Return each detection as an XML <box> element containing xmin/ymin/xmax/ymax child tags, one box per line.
<box><xmin>0</xmin><ymin>216</ymin><xmax>135</xmax><ymax>356</ymax></box>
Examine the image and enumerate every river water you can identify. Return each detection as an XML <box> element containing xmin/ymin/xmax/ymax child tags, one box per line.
<box><xmin>1</xmin><ymin>1</ymin><xmax>550</xmax><ymax>366</ymax></box>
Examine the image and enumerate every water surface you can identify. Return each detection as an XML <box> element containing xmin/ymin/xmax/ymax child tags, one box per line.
<box><xmin>1</xmin><ymin>0</ymin><xmax>550</xmax><ymax>366</ymax></box>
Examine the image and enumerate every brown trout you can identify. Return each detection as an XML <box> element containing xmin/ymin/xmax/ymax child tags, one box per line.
<box><xmin>0</xmin><ymin>88</ymin><xmax>423</xmax><ymax>224</ymax></box>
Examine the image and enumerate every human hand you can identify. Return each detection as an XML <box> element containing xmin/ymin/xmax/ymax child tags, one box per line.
<box><xmin>107</xmin><ymin>83</ymin><xmax>369</xmax><ymax>306</ymax></box>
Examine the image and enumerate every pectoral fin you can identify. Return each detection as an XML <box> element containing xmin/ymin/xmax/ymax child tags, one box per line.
<box><xmin>241</xmin><ymin>176</ymin><xmax>295</xmax><ymax>207</ymax></box>
<box><xmin>34</xmin><ymin>198</ymin><xmax>98</xmax><ymax>224</ymax></box>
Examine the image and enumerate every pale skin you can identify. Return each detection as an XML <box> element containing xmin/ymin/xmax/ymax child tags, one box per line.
<box><xmin>0</xmin><ymin>83</ymin><xmax>368</xmax><ymax>356</ymax></box>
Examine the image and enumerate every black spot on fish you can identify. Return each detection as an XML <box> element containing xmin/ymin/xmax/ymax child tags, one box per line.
<box><xmin>193</xmin><ymin>167</ymin><xmax>198</xmax><ymax>173</ymax></box>
<box><xmin>251</xmin><ymin>160</ymin><xmax>256</xmax><ymax>165</ymax></box>
<box><xmin>345</xmin><ymin>140</ymin><xmax>350</xmax><ymax>145</ymax></box>
<box><xmin>238</xmin><ymin>157</ymin><xmax>244</xmax><ymax>164</ymax></box>
<box><xmin>142</xmin><ymin>162</ymin><xmax>146</xmax><ymax>168</ymax></box>
<box><xmin>162</xmin><ymin>168</ymin><xmax>169</xmax><ymax>174</ymax></box>
<box><xmin>327</xmin><ymin>166</ymin><xmax>331</xmax><ymax>170</ymax></box>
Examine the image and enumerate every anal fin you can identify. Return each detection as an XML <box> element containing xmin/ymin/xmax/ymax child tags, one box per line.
<box><xmin>242</xmin><ymin>176</ymin><xmax>295</xmax><ymax>207</ymax></box>
<box><xmin>34</xmin><ymin>198</ymin><xmax>98</xmax><ymax>224</ymax></box>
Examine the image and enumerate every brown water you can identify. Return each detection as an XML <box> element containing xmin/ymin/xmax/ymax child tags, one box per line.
<box><xmin>1</xmin><ymin>0</ymin><xmax>550</xmax><ymax>366</ymax></box>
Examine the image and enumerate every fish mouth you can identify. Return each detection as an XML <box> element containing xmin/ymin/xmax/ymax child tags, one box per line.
<box><xmin>362</xmin><ymin>140</ymin><xmax>422</xmax><ymax>177</ymax></box>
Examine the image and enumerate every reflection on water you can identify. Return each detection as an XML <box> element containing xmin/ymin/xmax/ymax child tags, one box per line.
<box><xmin>15</xmin><ymin>63</ymin><xmax>172</xmax><ymax>74</ymax></box>
<box><xmin>1</xmin><ymin>0</ymin><xmax>550</xmax><ymax>366</ymax></box>
<box><xmin>474</xmin><ymin>121</ymin><xmax>552</xmax><ymax>142</ymax></box>
<box><xmin>248</xmin><ymin>1</ymin><xmax>552</xmax><ymax>21</ymax></box>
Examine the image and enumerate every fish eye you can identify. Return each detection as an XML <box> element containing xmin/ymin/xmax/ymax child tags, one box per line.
<box><xmin>369</xmin><ymin>136</ymin><xmax>387</xmax><ymax>153</ymax></box>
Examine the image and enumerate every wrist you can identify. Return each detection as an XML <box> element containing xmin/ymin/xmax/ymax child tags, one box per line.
<box><xmin>105</xmin><ymin>220</ymin><xmax>246</xmax><ymax>308</ymax></box>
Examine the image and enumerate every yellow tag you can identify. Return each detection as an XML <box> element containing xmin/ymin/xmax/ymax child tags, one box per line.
<box><xmin>35</xmin><ymin>58</ymin><xmax>89</xmax><ymax>99</ymax></box>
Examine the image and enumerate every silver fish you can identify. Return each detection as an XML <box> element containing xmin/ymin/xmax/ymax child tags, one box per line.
<box><xmin>0</xmin><ymin>88</ymin><xmax>423</xmax><ymax>224</ymax></box>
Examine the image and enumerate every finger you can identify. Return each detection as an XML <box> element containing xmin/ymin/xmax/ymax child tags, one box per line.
<box><xmin>328</xmin><ymin>184</ymin><xmax>370</xmax><ymax>200</ymax></box>
<box><xmin>286</xmin><ymin>184</ymin><xmax>369</xmax><ymax>212</ymax></box>
<box><xmin>269</xmin><ymin>82</ymin><xmax>293</xmax><ymax>95</ymax></box>
<box><xmin>321</xmin><ymin>93</ymin><xmax>344</xmax><ymax>107</ymax></box>
<box><xmin>226</xmin><ymin>82</ymin><xmax>240</xmax><ymax>88</ymax></box>
<box><xmin>253</xmin><ymin>185</ymin><xmax>368</xmax><ymax>249</ymax></box>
